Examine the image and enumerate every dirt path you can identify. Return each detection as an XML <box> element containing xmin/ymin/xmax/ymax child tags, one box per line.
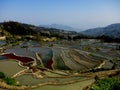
<box><xmin>11</xmin><ymin>68</ymin><xmax>29</xmax><ymax>78</ymax></box>
<box><xmin>96</xmin><ymin>60</ymin><xmax>106</xmax><ymax>69</ymax></box>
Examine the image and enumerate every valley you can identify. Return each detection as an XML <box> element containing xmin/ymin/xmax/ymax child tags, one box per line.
<box><xmin>0</xmin><ymin>21</ymin><xmax>120</xmax><ymax>90</ymax></box>
<box><xmin>0</xmin><ymin>38</ymin><xmax>120</xmax><ymax>90</ymax></box>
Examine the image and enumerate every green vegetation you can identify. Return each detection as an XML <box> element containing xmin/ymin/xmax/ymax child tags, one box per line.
<box><xmin>92</xmin><ymin>77</ymin><xmax>120</xmax><ymax>90</ymax></box>
<box><xmin>96</xmin><ymin>35</ymin><xmax>120</xmax><ymax>43</ymax></box>
<box><xmin>0</xmin><ymin>71</ymin><xmax>17</xmax><ymax>85</ymax></box>
<box><xmin>21</xmin><ymin>45</ymin><xmax>28</xmax><ymax>48</ymax></box>
<box><xmin>4</xmin><ymin>77</ymin><xmax>16</xmax><ymax>85</ymax></box>
<box><xmin>2</xmin><ymin>21</ymin><xmax>37</xmax><ymax>35</ymax></box>
<box><xmin>0</xmin><ymin>72</ymin><xmax>5</xmax><ymax>78</ymax></box>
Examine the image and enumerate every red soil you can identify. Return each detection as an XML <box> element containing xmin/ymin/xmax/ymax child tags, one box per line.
<box><xmin>38</xmin><ymin>54</ymin><xmax>53</xmax><ymax>69</ymax></box>
<box><xmin>2</xmin><ymin>53</ymin><xmax>34</xmax><ymax>63</ymax></box>
<box><xmin>46</xmin><ymin>59</ymin><xmax>53</xmax><ymax>69</ymax></box>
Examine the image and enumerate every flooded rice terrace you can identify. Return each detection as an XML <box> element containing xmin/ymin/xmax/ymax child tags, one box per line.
<box><xmin>0</xmin><ymin>39</ymin><xmax>120</xmax><ymax>90</ymax></box>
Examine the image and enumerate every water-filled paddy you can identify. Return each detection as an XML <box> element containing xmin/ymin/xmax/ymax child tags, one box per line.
<box><xmin>15</xmin><ymin>74</ymin><xmax>84</xmax><ymax>86</ymax></box>
<box><xmin>28</xmin><ymin>47</ymin><xmax>53</xmax><ymax>69</ymax></box>
<box><xmin>0</xmin><ymin>40</ymin><xmax>6</xmax><ymax>45</ymax></box>
<box><xmin>0</xmin><ymin>60</ymin><xmax>25</xmax><ymax>77</ymax></box>
<box><xmin>33</xmin><ymin>79</ymin><xmax>94</xmax><ymax>90</ymax></box>
<box><xmin>4</xmin><ymin>47</ymin><xmax>36</xmax><ymax>60</ymax></box>
<box><xmin>1</xmin><ymin>53</ymin><xmax>34</xmax><ymax>63</ymax></box>
<box><xmin>52</xmin><ymin>48</ymin><xmax>70</xmax><ymax>70</ymax></box>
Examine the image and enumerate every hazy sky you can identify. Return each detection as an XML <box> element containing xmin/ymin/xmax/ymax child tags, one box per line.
<box><xmin>0</xmin><ymin>0</ymin><xmax>120</xmax><ymax>30</ymax></box>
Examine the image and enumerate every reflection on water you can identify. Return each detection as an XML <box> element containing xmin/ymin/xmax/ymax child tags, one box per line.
<box><xmin>0</xmin><ymin>40</ymin><xmax>6</xmax><ymax>45</ymax></box>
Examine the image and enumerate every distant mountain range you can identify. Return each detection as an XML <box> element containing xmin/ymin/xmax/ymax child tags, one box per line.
<box><xmin>39</xmin><ymin>24</ymin><xmax>79</xmax><ymax>31</ymax></box>
<box><xmin>81</xmin><ymin>23</ymin><xmax>120</xmax><ymax>38</ymax></box>
<box><xmin>0</xmin><ymin>21</ymin><xmax>120</xmax><ymax>39</ymax></box>
<box><xmin>40</xmin><ymin>23</ymin><xmax>120</xmax><ymax>38</ymax></box>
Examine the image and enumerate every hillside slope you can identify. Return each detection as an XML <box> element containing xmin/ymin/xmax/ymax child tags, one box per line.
<box><xmin>81</xmin><ymin>23</ymin><xmax>120</xmax><ymax>38</ymax></box>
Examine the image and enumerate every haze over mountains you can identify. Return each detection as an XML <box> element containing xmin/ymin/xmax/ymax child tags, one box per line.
<box><xmin>39</xmin><ymin>24</ymin><xmax>80</xmax><ymax>31</ymax></box>
<box><xmin>81</xmin><ymin>23</ymin><xmax>120</xmax><ymax>38</ymax></box>
<box><xmin>40</xmin><ymin>23</ymin><xmax>120</xmax><ymax>38</ymax></box>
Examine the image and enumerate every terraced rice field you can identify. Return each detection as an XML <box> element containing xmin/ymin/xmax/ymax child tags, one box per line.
<box><xmin>0</xmin><ymin>40</ymin><xmax>6</xmax><ymax>45</ymax></box>
<box><xmin>69</xmin><ymin>50</ymin><xmax>95</xmax><ymax>68</ymax></box>
<box><xmin>61</xmin><ymin>49</ymin><xmax>86</xmax><ymax>71</ymax></box>
<box><xmin>2</xmin><ymin>45</ymin><xmax>106</xmax><ymax>72</ymax></box>
<box><xmin>0</xmin><ymin>40</ymin><xmax>120</xmax><ymax>90</ymax></box>
<box><xmin>2</xmin><ymin>44</ymin><xmax>108</xmax><ymax>72</ymax></box>
<box><xmin>43</xmin><ymin>70</ymin><xmax>69</xmax><ymax>77</ymax></box>
<box><xmin>15</xmin><ymin>74</ymin><xmax>84</xmax><ymax>86</ymax></box>
<box><xmin>52</xmin><ymin>48</ymin><xmax>70</xmax><ymax>70</ymax></box>
<box><xmin>4</xmin><ymin>47</ymin><xmax>37</xmax><ymax>60</ymax></box>
<box><xmin>32</xmin><ymin>79</ymin><xmax>95</xmax><ymax>90</ymax></box>
<box><xmin>101</xmin><ymin>61</ymin><xmax>114</xmax><ymax>70</ymax></box>
<box><xmin>74</xmin><ymin>49</ymin><xmax>103</xmax><ymax>63</ymax></box>
<box><xmin>28</xmin><ymin>47</ymin><xmax>53</xmax><ymax>69</ymax></box>
<box><xmin>1</xmin><ymin>53</ymin><xmax>34</xmax><ymax>63</ymax></box>
<box><xmin>0</xmin><ymin>60</ymin><xmax>25</xmax><ymax>77</ymax></box>
<box><xmin>43</xmin><ymin>71</ymin><xmax>64</xmax><ymax>77</ymax></box>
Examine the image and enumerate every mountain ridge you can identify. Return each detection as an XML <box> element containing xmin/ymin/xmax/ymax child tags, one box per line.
<box><xmin>0</xmin><ymin>21</ymin><xmax>120</xmax><ymax>39</ymax></box>
<box><xmin>39</xmin><ymin>24</ymin><xmax>80</xmax><ymax>31</ymax></box>
<box><xmin>81</xmin><ymin>23</ymin><xmax>120</xmax><ymax>38</ymax></box>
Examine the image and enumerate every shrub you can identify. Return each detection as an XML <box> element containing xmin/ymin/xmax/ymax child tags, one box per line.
<box><xmin>4</xmin><ymin>77</ymin><xmax>16</xmax><ymax>85</ymax></box>
<box><xmin>0</xmin><ymin>71</ymin><xmax>17</xmax><ymax>85</ymax></box>
<box><xmin>92</xmin><ymin>77</ymin><xmax>120</xmax><ymax>90</ymax></box>
<box><xmin>0</xmin><ymin>72</ymin><xmax>5</xmax><ymax>79</ymax></box>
